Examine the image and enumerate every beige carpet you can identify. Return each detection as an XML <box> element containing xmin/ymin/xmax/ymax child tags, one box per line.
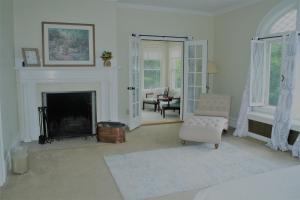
<box><xmin>1</xmin><ymin>124</ymin><xmax>299</xmax><ymax>200</ymax></box>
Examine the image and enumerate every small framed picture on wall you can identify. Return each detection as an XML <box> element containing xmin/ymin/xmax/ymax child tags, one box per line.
<box><xmin>22</xmin><ymin>48</ymin><xmax>41</xmax><ymax>67</ymax></box>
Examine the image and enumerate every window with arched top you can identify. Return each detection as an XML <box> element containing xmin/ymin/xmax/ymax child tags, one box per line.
<box><xmin>257</xmin><ymin>0</ymin><xmax>298</xmax><ymax>37</ymax></box>
<box><xmin>269</xmin><ymin>9</ymin><xmax>297</xmax><ymax>34</ymax></box>
<box><xmin>252</xmin><ymin>1</ymin><xmax>299</xmax><ymax>116</ymax></box>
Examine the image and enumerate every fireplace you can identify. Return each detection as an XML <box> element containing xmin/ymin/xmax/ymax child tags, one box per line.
<box><xmin>16</xmin><ymin>68</ymin><xmax>119</xmax><ymax>142</ymax></box>
<box><xmin>42</xmin><ymin>91</ymin><xmax>97</xmax><ymax>139</ymax></box>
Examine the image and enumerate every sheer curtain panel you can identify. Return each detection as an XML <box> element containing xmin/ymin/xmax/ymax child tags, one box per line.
<box><xmin>270</xmin><ymin>32</ymin><xmax>298</xmax><ymax>152</ymax></box>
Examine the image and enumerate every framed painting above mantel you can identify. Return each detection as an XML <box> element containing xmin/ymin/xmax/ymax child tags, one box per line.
<box><xmin>42</xmin><ymin>22</ymin><xmax>95</xmax><ymax>67</ymax></box>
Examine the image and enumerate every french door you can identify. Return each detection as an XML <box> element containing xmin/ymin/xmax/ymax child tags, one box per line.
<box><xmin>128</xmin><ymin>36</ymin><xmax>142</xmax><ymax>130</ymax></box>
<box><xmin>183</xmin><ymin>40</ymin><xmax>208</xmax><ymax>119</ymax></box>
<box><xmin>128</xmin><ymin>37</ymin><xmax>207</xmax><ymax>130</ymax></box>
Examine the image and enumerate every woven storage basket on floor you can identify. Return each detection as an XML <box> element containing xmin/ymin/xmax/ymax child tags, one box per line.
<box><xmin>97</xmin><ymin>122</ymin><xmax>126</xmax><ymax>143</ymax></box>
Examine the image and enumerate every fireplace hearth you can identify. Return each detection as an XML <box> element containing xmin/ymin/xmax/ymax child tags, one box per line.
<box><xmin>42</xmin><ymin>91</ymin><xmax>96</xmax><ymax>139</ymax></box>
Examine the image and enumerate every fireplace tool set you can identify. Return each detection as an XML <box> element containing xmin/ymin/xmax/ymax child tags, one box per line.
<box><xmin>38</xmin><ymin>106</ymin><xmax>52</xmax><ymax>144</ymax></box>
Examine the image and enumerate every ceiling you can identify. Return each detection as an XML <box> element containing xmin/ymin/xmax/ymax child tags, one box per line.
<box><xmin>117</xmin><ymin>0</ymin><xmax>265</xmax><ymax>15</ymax></box>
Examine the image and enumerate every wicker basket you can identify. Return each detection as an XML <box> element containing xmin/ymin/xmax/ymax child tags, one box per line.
<box><xmin>96</xmin><ymin>122</ymin><xmax>126</xmax><ymax>143</ymax></box>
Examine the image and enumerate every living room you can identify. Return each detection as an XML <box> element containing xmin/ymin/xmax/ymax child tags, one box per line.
<box><xmin>1</xmin><ymin>0</ymin><xmax>300</xmax><ymax>200</ymax></box>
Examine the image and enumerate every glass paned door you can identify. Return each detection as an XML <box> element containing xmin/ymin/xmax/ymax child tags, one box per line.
<box><xmin>128</xmin><ymin>37</ymin><xmax>142</xmax><ymax>130</ymax></box>
<box><xmin>184</xmin><ymin>40</ymin><xmax>207</xmax><ymax>118</ymax></box>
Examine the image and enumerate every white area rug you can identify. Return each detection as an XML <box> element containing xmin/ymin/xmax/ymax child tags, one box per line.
<box><xmin>104</xmin><ymin>142</ymin><xmax>281</xmax><ymax>200</ymax></box>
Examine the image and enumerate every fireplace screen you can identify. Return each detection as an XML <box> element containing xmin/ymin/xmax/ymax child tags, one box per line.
<box><xmin>42</xmin><ymin>91</ymin><xmax>96</xmax><ymax>139</ymax></box>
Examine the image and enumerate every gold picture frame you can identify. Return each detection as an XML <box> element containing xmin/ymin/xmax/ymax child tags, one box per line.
<box><xmin>22</xmin><ymin>48</ymin><xmax>41</xmax><ymax>67</ymax></box>
<box><xmin>42</xmin><ymin>22</ymin><xmax>95</xmax><ymax>67</ymax></box>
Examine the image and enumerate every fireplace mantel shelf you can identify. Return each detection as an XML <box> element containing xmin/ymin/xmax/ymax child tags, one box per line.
<box><xmin>15</xmin><ymin>66</ymin><xmax>120</xmax><ymax>71</ymax></box>
<box><xmin>16</xmin><ymin>66</ymin><xmax>119</xmax><ymax>83</ymax></box>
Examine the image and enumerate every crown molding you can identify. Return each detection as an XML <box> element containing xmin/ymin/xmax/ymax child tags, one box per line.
<box><xmin>117</xmin><ymin>2</ymin><xmax>214</xmax><ymax>16</ymax></box>
<box><xmin>212</xmin><ymin>0</ymin><xmax>266</xmax><ymax>16</ymax></box>
<box><xmin>117</xmin><ymin>0</ymin><xmax>269</xmax><ymax>17</ymax></box>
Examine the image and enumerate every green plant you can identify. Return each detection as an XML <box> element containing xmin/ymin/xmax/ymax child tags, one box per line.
<box><xmin>101</xmin><ymin>51</ymin><xmax>113</xmax><ymax>60</ymax></box>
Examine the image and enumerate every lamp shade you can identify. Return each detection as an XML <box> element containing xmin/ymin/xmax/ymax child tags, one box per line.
<box><xmin>207</xmin><ymin>62</ymin><xmax>218</xmax><ymax>74</ymax></box>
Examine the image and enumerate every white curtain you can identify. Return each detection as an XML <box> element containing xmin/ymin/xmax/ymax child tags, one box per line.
<box><xmin>249</xmin><ymin>41</ymin><xmax>267</xmax><ymax>106</ymax></box>
<box><xmin>292</xmin><ymin>37</ymin><xmax>300</xmax><ymax>157</ymax></box>
<box><xmin>234</xmin><ymin>40</ymin><xmax>266</xmax><ymax>137</ymax></box>
<box><xmin>270</xmin><ymin>32</ymin><xmax>298</xmax><ymax>152</ymax></box>
<box><xmin>233</xmin><ymin>74</ymin><xmax>250</xmax><ymax>137</ymax></box>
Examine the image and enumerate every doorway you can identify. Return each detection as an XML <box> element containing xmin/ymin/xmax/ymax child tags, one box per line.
<box><xmin>128</xmin><ymin>35</ymin><xmax>207</xmax><ymax>130</ymax></box>
<box><xmin>141</xmin><ymin>40</ymin><xmax>183</xmax><ymax>124</ymax></box>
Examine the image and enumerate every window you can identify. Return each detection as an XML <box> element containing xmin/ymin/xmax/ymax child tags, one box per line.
<box><xmin>266</xmin><ymin>8</ymin><xmax>297</xmax><ymax>107</ymax></box>
<box><xmin>270</xmin><ymin>9</ymin><xmax>297</xmax><ymax>34</ymax></box>
<box><xmin>268</xmin><ymin>40</ymin><xmax>282</xmax><ymax>106</ymax></box>
<box><xmin>169</xmin><ymin>46</ymin><xmax>182</xmax><ymax>89</ymax></box>
<box><xmin>143</xmin><ymin>49</ymin><xmax>161</xmax><ymax>89</ymax></box>
<box><xmin>253</xmin><ymin>7</ymin><xmax>297</xmax><ymax>113</ymax></box>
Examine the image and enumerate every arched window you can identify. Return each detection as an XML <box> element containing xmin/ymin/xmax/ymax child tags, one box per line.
<box><xmin>253</xmin><ymin>1</ymin><xmax>298</xmax><ymax>114</ymax></box>
<box><xmin>269</xmin><ymin>9</ymin><xmax>297</xmax><ymax>34</ymax></box>
<box><xmin>257</xmin><ymin>0</ymin><xmax>298</xmax><ymax>37</ymax></box>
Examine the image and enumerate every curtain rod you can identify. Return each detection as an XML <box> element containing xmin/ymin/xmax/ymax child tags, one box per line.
<box><xmin>131</xmin><ymin>33</ymin><xmax>189</xmax><ymax>39</ymax></box>
<box><xmin>256</xmin><ymin>33</ymin><xmax>300</xmax><ymax>40</ymax></box>
<box><xmin>257</xmin><ymin>35</ymin><xmax>284</xmax><ymax>40</ymax></box>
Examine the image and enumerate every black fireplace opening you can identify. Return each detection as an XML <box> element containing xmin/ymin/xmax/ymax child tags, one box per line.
<box><xmin>42</xmin><ymin>91</ymin><xmax>96</xmax><ymax>139</ymax></box>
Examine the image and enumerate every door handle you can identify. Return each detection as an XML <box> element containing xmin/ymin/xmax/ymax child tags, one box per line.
<box><xmin>127</xmin><ymin>87</ymin><xmax>136</xmax><ymax>90</ymax></box>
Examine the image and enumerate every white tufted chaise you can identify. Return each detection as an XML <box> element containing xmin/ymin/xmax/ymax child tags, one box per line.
<box><xmin>179</xmin><ymin>94</ymin><xmax>231</xmax><ymax>149</ymax></box>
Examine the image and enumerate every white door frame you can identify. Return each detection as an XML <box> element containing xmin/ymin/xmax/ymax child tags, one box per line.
<box><xmin>183</xmin><ymin>40</ymin><xmax>208</xmax><ymax>118</ymax></box>
<box><xmin>138</xmin><ymin>35</ymin><xmax>187</xmax><ymax>122</ymax></box>
<box><xmin>128</xmin><ymin>36</ymin><xmax>142</xmax><ymax>130</ymax></box>
<box><xmin>0</xmin><ymin>103</ymin><xmax>6</xmax><ymax>186</ymax></box>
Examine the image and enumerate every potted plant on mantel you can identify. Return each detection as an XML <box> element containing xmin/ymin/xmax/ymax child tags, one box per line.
<box><xmin>101</xmin><ymin>51</ymin><xmax>113</xmax><ymax>67</ymax></box>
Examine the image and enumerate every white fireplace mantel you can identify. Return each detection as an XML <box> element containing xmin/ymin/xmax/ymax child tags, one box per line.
<box><xmin>16</xmin><ymin>67</ymin><xmax>119</xmax><ymax>142</ymax></box>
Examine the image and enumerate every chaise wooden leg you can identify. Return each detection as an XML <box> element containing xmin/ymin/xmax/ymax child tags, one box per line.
<box><xmin>181</xmin><ymin>140</ymin><xmax>186</xmax><ymax>145</ymax></box>
<box><xmin>215</xmin><ymin>144</ymin><xmax>219</xmax><ymax>149</ymax></box>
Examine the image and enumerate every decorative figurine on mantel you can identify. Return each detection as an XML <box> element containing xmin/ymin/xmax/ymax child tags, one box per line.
<box><xmin>101</xmin><ymin>51</ymin><xmax>113</xmax><ymax>67</ymax></box>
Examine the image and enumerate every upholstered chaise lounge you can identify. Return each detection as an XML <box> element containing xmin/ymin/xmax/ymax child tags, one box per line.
<box><xmin>179</xmin><ymin>94</ymin><xmax>231</xmax><ymax>149</ymax></box>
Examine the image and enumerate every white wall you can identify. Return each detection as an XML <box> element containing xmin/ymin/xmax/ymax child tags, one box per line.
<box><xmin>13</xmin><ymin>0</ymin><xmax>117</xmax><ymax>67</ymax></box>
<box><xmin>116</xmin><ymin>6</ymin><xmax>215</xmax><ymax>122</ymax></box>
<box><xmin>213</xmin><ymin>0</ymin><xmax>281</xmax><ymax>125</ymax></box>
<box><xmin>0</xmin><ymin>0</ymin><xmax>19</xmax><ymax>185</ymax></box>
